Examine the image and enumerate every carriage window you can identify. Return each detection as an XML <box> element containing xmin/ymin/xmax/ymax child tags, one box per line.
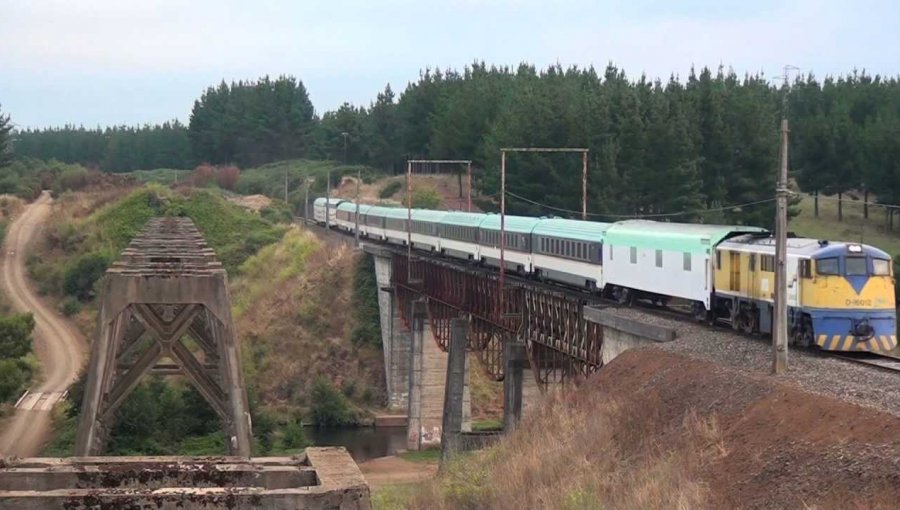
<box><xmin>799</xmin><ymin>259</ymin><xmax>812</xmax><ymax>278</ymax></box>
<box><xmin>761</xmin><ymin>255</ymin><xmax>775</xmax><ymax>272</ymax></box>
<box><xmin>655</xmin><ymin>250</ymin><xmax>663</xmax><ymax>268</ymax></box>
<box><xmin>816</xmin><ymin>257</ymin><xmax>839</xmax><ymax>275</ymax></box>
<box><xmin>845</xmin><ymin>257</ymin><xmax>867</xmax><ymax>276</ymax></box>
<box><xmin>683</xmin><ymin>252</ymin><xmax>691</xmax><ymax>271</ymax></box>
<box><xmin>630</xmin><ymin>247</ymin><xmax>637</xmax><ymax>264</ymax></box>
<box><xmin>716</xmin><ymin>251</ymin><xmax>721</xmax><ymax>269</ymax></box>
<box><xmin>749</xmin><ymin>254</ymin><xmax>756</xmax><ymax>271</ymax></box>
<box><xmin>873</xmin><ymin>259</ymin><xmax>891</xmax><ymax>276</ymax></box>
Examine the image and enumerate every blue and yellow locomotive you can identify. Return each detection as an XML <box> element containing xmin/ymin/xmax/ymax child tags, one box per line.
<box><xmin>714</xmin><ymin>235</ymin><xmax>896</xmax><ymax>352</ymax></box>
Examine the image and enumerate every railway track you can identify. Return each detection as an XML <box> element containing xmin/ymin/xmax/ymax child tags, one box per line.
<box><xmin>830</xmin><ymin>352</ymin><xmax>900</xmax><ymax>373</ymax></box>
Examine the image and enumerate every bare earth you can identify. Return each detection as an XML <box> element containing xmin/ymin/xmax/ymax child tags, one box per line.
<box><xmin>358</xmin><ymin>455</ymin><xmax>438</xmax><ymax>489</ymax></box>
<box><xmin>0</xmin><ymin>192</ymin><xmax>86</xmax><ymax>456</ymax></box>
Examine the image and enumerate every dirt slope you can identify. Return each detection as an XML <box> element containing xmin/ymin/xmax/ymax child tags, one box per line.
<box><xmin>408</xmin><ymin>349</ymin><xmax>900</xmax><ymax>509</ymax></box>
<box><xmin>0</xmin><ymin>192</ymin><xmax>86</xmax><ymax>456</ymax></box>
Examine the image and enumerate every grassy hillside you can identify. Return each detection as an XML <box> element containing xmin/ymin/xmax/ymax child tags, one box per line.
<box><xmin>233</xmin><ymin>229</ymin><xmax>384</xmax><ymax>424</ymax></box>
<box><xmin>36</xmin><ymin>184</ymin><xmax>386</xmax><ymax>456</ymax></box>
<box><xmin>791</xmin><ymin>193</ymin><xmax>900</xmax><ymax>261</ymax></box>
<box><xmin>237</xmin><ymin>159</ymin><xmax>379</xmax><ymax>212</ymax></box>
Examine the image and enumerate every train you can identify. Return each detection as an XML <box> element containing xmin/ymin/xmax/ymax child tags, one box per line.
<box><xmin>314</xmin><ymin>197</ymin><xmax>897</xmax><ymax>352</ymax></box>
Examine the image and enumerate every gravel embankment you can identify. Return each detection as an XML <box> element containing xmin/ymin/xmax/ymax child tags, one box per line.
<box><xmin>608</xmin><ymin>306</ymin><xmax>900</xmax><ymax>417</ymax></box>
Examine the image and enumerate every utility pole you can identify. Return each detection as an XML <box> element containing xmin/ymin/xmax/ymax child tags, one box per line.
<box><xmin>773</xmin><ymin>64</ymin><xmax>798</xmax><ymax>375</ymax></box>
<box><xmin>355</xmin><ymin>169</ymin><xmax>360</xmax><ymax>246</ymax></box>
<box><xmin>284</xmin><ymin>168</ymin><xmax>288</xmax><ymax>203</ymax></box>
<box><xmin>304</xmin><ymin>178</ymin><xmax>310</xmax><ymax>224</ymax></box>
<box><xmin>582</xmin><ymin>151</ymin><xmax>588</xmax><ymax>220</ymax></box>
<box><xmin>773</xmin><ymin>118</ymin><xmax>789</xmax><ymax>374</ymax></box>
<box><xmin>325</xmin><ymin>170</ymin><xmax>331</xmax><ymax>230</ymax></box>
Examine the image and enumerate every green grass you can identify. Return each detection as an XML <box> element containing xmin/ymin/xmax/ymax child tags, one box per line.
<box><xmin>67</xmin><ymin>185</ymin><xmax>286</xmax><ymax>274</ymax></box>
<box><xmin>399</xmin><ymin>448</ymin><xmax>441</xmax><ymax>463</ymax></box>
<box><xmin>372</xmin><ymin>484</ymin><xmax>418</xmax><ymax>510</ymax></box>
<box><xmin>791</xmin><ymin>193</ymin><xmax>900</xmax><ymax>259</ymax></box>
<box><xmin>124</xmin><ymin>168</ymin><xmax>191</xmax><ymax>185</ymax></box>
<box><xmin>236</xmin><ymin>159</ymin><xmax>382</xmax><ymax>213</ymax></box>
<box><xmin>471</xmin><ymin>419</ymin><xmax>503</xmax><ymax>432</ymax></box>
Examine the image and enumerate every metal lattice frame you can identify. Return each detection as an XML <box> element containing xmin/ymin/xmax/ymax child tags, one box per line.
<box><xmin>390</xmin><ymin>252</ymin><xmax>603</xmax><ymax>388</ymax></box>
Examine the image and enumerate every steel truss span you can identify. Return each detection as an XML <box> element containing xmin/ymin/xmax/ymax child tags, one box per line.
<box><xmin>390</xmin><ymin>253</ymin><xmax>603</xmax><ymax>388</ymax></box>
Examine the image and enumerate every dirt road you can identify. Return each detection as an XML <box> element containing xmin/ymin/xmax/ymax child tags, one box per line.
<box><xmin>0</xmin><ymin>192</ymin><xmax>85</xmax><ymax>456</ymax></box>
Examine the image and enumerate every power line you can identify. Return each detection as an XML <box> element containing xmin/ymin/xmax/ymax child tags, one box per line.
<box><xmin>504</xmin><ymin>190</ymin><xmax>776</xmax><ymax>220</ymax></box>
<box><xmin>795</xmin><ymin>192</ymin><xmax>900</xmax><ymax>211</ymax></box>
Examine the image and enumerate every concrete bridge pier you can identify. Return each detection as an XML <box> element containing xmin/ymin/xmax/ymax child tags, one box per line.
<box><xmin>406</xmin><ymin>300</ymin><xmax>471</xmax><ymax>451</ymax></box>
<box><xmin>372</xmin><ymin>253</ymin><xmax>411</xmax><ymax>411</ymax></box>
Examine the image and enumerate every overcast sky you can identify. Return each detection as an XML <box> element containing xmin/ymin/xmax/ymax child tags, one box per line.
<box><xmin>1</xmin><ymin>0</ymin><xmax>898</xmax><ymax>128</ymax></box>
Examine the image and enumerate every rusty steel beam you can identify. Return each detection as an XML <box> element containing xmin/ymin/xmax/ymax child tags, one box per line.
<box><xmin>388</xmin><ymin>252</ymin><xmax>603</xmax><ymax>387</ymax></box>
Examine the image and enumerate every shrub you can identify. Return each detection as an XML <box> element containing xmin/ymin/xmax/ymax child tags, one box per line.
<box><xmin>0</xmin><ymin>313</ymin><xmax>35</xmax><ymax>360</ymax></box>
<box><xmin>63</xmin><ymin>252</ymin><xmax>110</xmax><ymax>300</ymax></box>
<box><xmin>281</xmin><ymin>420</ymin><xmax>309</xmax><ymax>450</ymax></box>
<box><xmin>58</xmin><ymin>166</ymin><xmax>89</xmax><ymax>191</ymax></box>
<box><xmin>260</xmin><ymin>201</ymin><xmax>293</xmax><ymax>224</ymax></box>
<box><xmin>217</xmin><ymin>165</ymin><xmax>240</xmax><ymax>190</ymax></box>
<box><xmin>0</xmin><ymin>358</ymin><xmax>32</xmax><ymax>402</ymax></box>
<box><xmin>379</xmin><ymin>181</ymin><xmax>402</xmax><ymax>199</ymax></box>
<box><xmin>192</xmin><ymin>163</ymin><xmax>216</xmax><ymax>187</ymax></box>
<box><xmin>408</xmin><ymin>187</ymin><xmax>441</xmax><ymax>209</ymax></box>
<box><xmin>351</xmin><ymin>254</ymin><xmax>380</xmax><ymax>346</ymax></box>
<box><xmin>309</xmin><ymin>377</ymin><xmax>356</xmax><ymax>427</ymax></box>
<box><xmin>59</xmin><ymin>297</ymin><xmax>82</xmax><ymax>317</ymax></box>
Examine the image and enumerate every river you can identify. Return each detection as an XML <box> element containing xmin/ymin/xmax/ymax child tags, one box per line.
<box><xmin>305</xmin><ymin>426</ymin><xmax>407</xmax><ymax>463</ymax></box>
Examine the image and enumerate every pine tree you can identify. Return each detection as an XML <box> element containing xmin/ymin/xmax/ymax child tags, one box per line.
<box><xmin>0</xmin><ymin>104</ymin><xmax>15</xmax><ymax>167</ymax></box>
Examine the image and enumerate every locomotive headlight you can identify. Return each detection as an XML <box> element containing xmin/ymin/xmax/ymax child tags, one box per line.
<box><xmin>848</xmin><ymin>244</ymin><xmax>863</xmax><ymax>253</ymax></box>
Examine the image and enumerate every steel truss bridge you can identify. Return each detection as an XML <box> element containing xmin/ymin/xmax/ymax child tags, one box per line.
<box><xmin>387</xmin><ymin>249</ymin><xmax>604</xmax><ymax>386</ymax></box>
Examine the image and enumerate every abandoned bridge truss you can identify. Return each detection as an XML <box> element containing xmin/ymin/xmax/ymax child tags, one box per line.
<box><xmin>390</xmin><ymin>253</ymin><xmax>604</xmax><ymax>387</ymax></box>
<box><xmin>75</xmin><ymin>217</ymin><xmax>252</xmax><ymax>456</ymax></box>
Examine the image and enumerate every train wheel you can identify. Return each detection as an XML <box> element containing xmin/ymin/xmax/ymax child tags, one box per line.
<box><xmin>614</xmin><ymin>287</ymin><xmax>633</xmax><ymax>306</ymax></box>
<box><xmin>692</xmin><ymin>301</ymin><xmax>708</xmax><ymax>322</ymax></box>
<box><xmin>792</xmin><ymin>316</ymin><xmax>814</xmax><ymax>347</ymax></box>
<box><xmin>738</xmin><ymin>308</ymin><xmax>758</xmax><ymax>335</ymax></box>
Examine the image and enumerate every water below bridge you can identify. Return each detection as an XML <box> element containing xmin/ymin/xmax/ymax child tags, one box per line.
<box><xmin>305</xmin><ymin>426</ymin><xmax>407</xmax><ymax>463</ymax></box>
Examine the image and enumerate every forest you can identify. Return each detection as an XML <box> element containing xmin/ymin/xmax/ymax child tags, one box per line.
<box><xmin>4</xmin><ymin>63</ymin><xmax>900</xmax><ymax>226</ymax></box>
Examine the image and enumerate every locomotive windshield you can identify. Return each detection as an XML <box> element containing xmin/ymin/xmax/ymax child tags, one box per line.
<box><xmin>873</xmin><ymin>258</ymin><xmax>892</xmax><ymax>276</ymax></box>
<box><xmin>816</xmin><ymin>258</ymin><xmax>839</xmax><ymax>275</ymax></box>
<box><xmin>816</xmin><ymin>256</ymin><xmax>892</xmax><ymax>276</ymax></box>
<box><xmin>845</xmin><ymin>257</ymin><xmax>867</xmax><ymax>276</ymax></box>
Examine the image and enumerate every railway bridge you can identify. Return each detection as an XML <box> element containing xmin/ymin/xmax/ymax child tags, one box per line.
<box><xmin>363</xmin><ymin>241</ymin><xmax>676</xmax><ymax>450</ymax></box>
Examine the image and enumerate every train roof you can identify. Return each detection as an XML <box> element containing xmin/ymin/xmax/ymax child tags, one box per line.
<box><xmin>411</xmin><ymin>209</ymin><xmax>448</xmax><ymax>222</ymax></box>
<box><xmin>439</xmin><ymin>211</ymin><xmax>487</xmax><ymax>227</ymax></box>
<box><xmin>478</xmin><ymin>214</ymin><xmax>541</xmax><ymax>233</ymax></box>
<box><xmin>314</xmin><ymin>197</ymin><xmax>345</xmax><ymax>206</ymax></box>
<box><xmin>363</xmin><ymin>205</ymin><xmax>396</xmax><ymax>217</ymax></box>
<box><xmin>604</xmin><ymin>220</ymin><xmax>766</xmax><ymax>253</ymax></box>
<box><xmin>720</xmin><ymin>235</ymin><xmax>892</xmax><ymax>259</ymax></box>
<box><xmin>531</xmin><ymin>218</ymin><xmax>611</xmax><ymax>242</ymax></box>
<box><xmin>336</xmin><ymin>201</ymin><xmax>371</xmax><ymax>212</ymax></box>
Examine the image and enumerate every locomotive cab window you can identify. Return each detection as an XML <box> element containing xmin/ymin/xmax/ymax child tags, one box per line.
<box><xmin>845</xmin><ymin>257</ymin><xmax>867</xmax><ymax>276</ymax></box>
<box><xmin>799</xmin><ymin>259</ymin><xmax>812</xmax><ymax>278</ymax></box>
<box><xmin>873</xmin><ymin>258</ymin><xmax>891</xmax><ymax>276</ymax></box>
<box><xmin>816</xmin><ymin>257</ymin><xmax>839</xmax><ymax>275</ymax></box>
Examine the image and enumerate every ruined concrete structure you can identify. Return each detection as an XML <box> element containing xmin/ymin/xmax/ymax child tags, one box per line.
<box><xmin>75</xmin><ymin>217</ymin><xmax>252</xmax><ymax>456</ymax></box>
<box><xmin>0</xmin><ymin>447</ymin><xmax>370</xmax><ymax>509</ymax></box>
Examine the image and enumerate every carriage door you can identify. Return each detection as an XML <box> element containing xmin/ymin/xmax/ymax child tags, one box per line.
<box><xmin>729</xmin><ymin>251</ymin><xmax>741</xmax><ymax>291</ymax></box>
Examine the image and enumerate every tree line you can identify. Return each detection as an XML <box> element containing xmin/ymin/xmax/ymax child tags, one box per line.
<box><xmin>5</xmin><ymin>64</ymin><xmax>900</xmax><ymax>226</ymax></box>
